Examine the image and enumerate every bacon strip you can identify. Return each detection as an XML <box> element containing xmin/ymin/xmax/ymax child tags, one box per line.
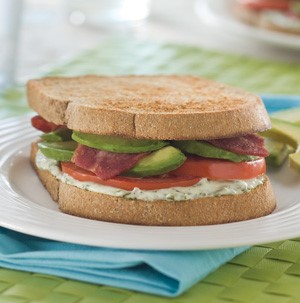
<box><xmin>72</xmin><ymin>144</ymin><xmax>148</xmax><ymax>180</ymax></box>
<box><xmin>206</xmin><ymin>134</ymin><xmax>269</xmax><ymax>157</ymax></box>
<box><xmin>31</xmin><ymin>115</ymin><xmax>61</xmax><ymax>133</ymax></box>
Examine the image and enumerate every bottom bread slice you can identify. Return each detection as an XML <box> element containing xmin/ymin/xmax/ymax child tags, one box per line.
<box><xmin>31</xmin><ymin>143</ymin><xmax>276</xmax><ymax>226</ymax></box>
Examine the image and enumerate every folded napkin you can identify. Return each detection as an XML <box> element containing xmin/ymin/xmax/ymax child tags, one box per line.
<box><xmin>261</xmin><ymin>94</ymin><xmax>300</xmax><ymax>113</ymax></box>
<box><xmin>0</xmin><ymin>227</ymin><xmax>246</xmax><ymax>297</ymax></box>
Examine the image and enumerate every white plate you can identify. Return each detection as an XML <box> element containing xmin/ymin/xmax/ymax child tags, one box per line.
<box><xmin>195</xmin><ymin>0</ymin><xmax>300</xmax><ymax>50</ymax></box>
<box><xmin>1</xmin><ymin>115</ymin><xmax>300</xmax><ymax>250</ymax></box>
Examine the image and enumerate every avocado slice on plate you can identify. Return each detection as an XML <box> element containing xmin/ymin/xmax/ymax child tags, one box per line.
<box><xmin>38</xmin><ymin>141</ymin><xmax>77</xmax><ymax>161</ymax></box>
<box><xmin>125</xmin><ymin>146</ymin><xmax>186</xmax><ymax>177</ymax></box>
<box><xmin>272</xmin><ymin>107</ymin><xmax>300</xmax><ymax>125</ymax></box>
<box><xmin>172</xmin><ymin>140</ymin><xmax>255</xmax><ymax>163</ymax></box>
<box><xmin>263</xmin><ymin>118</ymin><xmax>300</xmax><ymax>150</ymax></box>
<box><xmin>262</xmin><ymin>118</ymin><xmax>300</xmax><ymax>172</ymax></box>
<box><xmin>72</xmin><ymin>131</ymin><xmax>168</xmax><ymax>153</ymax></box>
<box><xmin>290</xmin><ymin>152</ymin><xmax>300</xmax><ymax>173</ymax></box>
<box><xmin>264</xmin><ymin>137</ymin><xmax>292</xmax><ymax>167</ymax></box>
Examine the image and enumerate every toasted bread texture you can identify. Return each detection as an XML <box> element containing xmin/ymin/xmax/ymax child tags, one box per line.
<box><xmin>30</xmin><ymin>143</ymin><xmax>276</xmax><ymax>226</ymax></box>
<box><xmin>27</xmin><ymin>75</ymin><xmax>271</xmax><ymax>140</ymax></box>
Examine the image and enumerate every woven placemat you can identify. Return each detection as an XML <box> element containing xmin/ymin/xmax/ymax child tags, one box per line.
<box><xmin>1</xmin><ymin>38</ymin><xmax>300</xmax><ymax>119</ymax></box>
<box><xmin>1</xmin><ymin>38</ymin><xmax>300</xmax><ymax>303</ymax></box>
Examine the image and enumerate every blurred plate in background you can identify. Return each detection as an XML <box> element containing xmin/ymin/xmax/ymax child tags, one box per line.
<box><xmin>195</xmin><ymin>0</ymin><xmax>300</xmax><ymax>50</ymax></box>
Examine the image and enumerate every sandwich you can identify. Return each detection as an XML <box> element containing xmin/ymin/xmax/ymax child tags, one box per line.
<box><xmin>234</xmin><ymin>0</ymin><xmax>300</xmax><ymax>35</ymax></box>
<box><xmin>27</xmin><ymin>75</ymin><xmax>276</xmax><ymax>226</ymax></box>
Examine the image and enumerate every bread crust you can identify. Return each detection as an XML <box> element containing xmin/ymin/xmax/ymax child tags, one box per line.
<box><xmin>31</xmin><ymin>144</ymin><xmax>276</xmax><ymax>226</ymax></box>
<box><xmin>27</xmin><ymin>75</ymin><xmax>271</xmax><ymax>140</ymax></box>
<box><xmin>30</xmin><ymin>143</ymin><xmax>60</xmax><ymax>201</ymax></box>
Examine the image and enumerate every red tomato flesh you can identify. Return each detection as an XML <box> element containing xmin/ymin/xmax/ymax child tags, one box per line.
<box><xmin>61</xmin><ymin>162</ymin><xmax>201</xmax><ymax>191</ymax></box>
<box><xmin>31</xmin><ymin>115</ymin><xmax>61</xmax><ymax>133</ymax></box>
<box><xmin>170</xmin><ymin>156</ymin><xmax>266</xmax><ymax>180</ymax></box>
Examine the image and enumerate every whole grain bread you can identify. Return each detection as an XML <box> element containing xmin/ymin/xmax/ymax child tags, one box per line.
<box><xmin>30</xmin><ymin>143</ymin><xmax>276</xmax><ymax>226</ymax></box>
<box><xmin>27</xmin><ymin>75</ymin><xmax>271</xmax><ymax>140</ymax></box>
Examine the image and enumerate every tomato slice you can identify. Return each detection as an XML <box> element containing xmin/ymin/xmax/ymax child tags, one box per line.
<box><xmin>31</xmin><ymin>115</ymin><xmax>61</xmax><ymax>133</ymax></box>
<box><xmin>61</xmin><ymin>162</ymin><xmax>201</xmax><ymax>191</ymax></box>
<box><xmin>170</xmin><ymin>156</ymin><xmax>266</xmax><ymax>180</ymax></box>
<box><xmin>239</xmin><ymin>0</ymin><xmax>290</xmax><ymax>10</ymax></box>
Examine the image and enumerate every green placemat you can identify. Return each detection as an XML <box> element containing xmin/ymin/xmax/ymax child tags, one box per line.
<box><xmin>1</xmin><ymin>38</ymin><xmax>300</xmax><ymax>303</ymax></box>
<box><xmin>1</xmin><ymin>38</ymin><xmax>300</xmax><ymax>119</ymax></box>
<box><xmin>2</xmin><ymin>240</ymin><xmax>300</xmax><ymax>303</ymax></box>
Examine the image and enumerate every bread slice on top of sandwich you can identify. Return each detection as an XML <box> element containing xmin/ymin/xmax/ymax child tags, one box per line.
<box><xmin>28</xmin><ymin>75</ymin><xmax>276</xmax><ymax>226</ymax></box>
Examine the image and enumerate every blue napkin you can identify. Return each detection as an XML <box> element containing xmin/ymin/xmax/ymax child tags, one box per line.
<box><xmin>1</xmin><ymin>94</ymin><xmax>299</xmax><ymax>297</ymax></box>
<box><xmin>0</xmin><ymin>227</ymin><xmax>246</xmax><ymax>297</ymax></box>
<box><xmin>261</xmin><ymin>94</ymin><xmax>300</xmax><ymax>113</ymax></box>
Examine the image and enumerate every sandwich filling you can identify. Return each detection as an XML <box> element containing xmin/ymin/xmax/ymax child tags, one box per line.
<box><xmin>35</xmin><ymin>150</ymin><xmax>265</xmax><ymax>201</ymax></box>
<box><xmin>32</xmin><ymin>115</ymin><xmax>269</xmax><ymax>201</ymax></box>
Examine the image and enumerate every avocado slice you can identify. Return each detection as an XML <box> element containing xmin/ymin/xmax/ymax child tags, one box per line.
<box><xmin>290</xmin><ymin>152</ymin><xmax>300</xmax><ymax>173</ymax></box>
<box><xmin>262</xmin><ymin>118</ymin><xmax>300</xmax><ymax>172</ymax></box>
<box><xmin>38</xmin><ymin>141</ymin><xmax>78</xmax><ymax>161</ymax></box>
<box><xmin>72</xmin><ymin>131</ymin><xmax>168</xmax><ymax>153</ymax></box>
<box><xmin>271</xmin><ymin>107</ymin><xmax>300</xmax><ymax>125</ymax></box>
<box><xmin>264</xmin><ymin>137</ymin><xmax>292</xmax><ymax>167</ymax></box>
<box><xmin>263</xmin><ymin>118</ymin><xmax>300</xmax><ymax>150</ymax></box>
<box><xmin>125</xmin><ymin>146</ymin><xmax>186</xmax><ymax>177</ymax></box>
<box><xmin>172</xmin><ymin>140</ymin><xmax>256</xmax><ymax>163</ymax></box>
<box><xmin>40</xmin><ymin>128</ymin><xmax>73</xmax><ymax>142</ymax></box>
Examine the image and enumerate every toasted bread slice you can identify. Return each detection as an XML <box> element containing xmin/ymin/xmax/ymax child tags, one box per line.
<box><xmin>30</xmin><ymin>143</ymin><xmax>276</xmax><ymax>226</ymax></box>
<box><xmin>27</xmin><ymin>75</ymin><xmax>271</xmax><ymax>140</ymax></box>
